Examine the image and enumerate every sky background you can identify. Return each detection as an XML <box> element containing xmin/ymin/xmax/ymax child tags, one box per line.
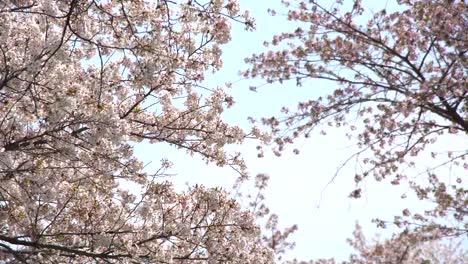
<box><xmin>134</xmin><ymin>0</ymin><xmax>466</xmax><ymax>261</ymax></box>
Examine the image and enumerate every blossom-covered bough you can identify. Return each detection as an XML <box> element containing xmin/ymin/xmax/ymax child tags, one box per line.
<box><xmin>244</xmin><ymin>0</ymin><xmax>467</xmax><ymax>261</ymax></box>
<box><xmin>1</xmin><ymin>0</ymin><xmax>467</xmax><ymax>263</ymax></box>
<box><xmin>284</xmin><ymin>223</ymin><xmax>467</xmax><ymax>264</ymax></box>
<box><xmin>0</xmin><ymin>0</ymin><xmax>279</xmax><ymax>263</ymax></box>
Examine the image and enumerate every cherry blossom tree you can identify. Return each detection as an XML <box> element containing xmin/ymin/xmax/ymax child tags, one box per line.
<box><xmin>1</xmin><ymin>0</ymin><xmax>466</xmax><ymax>262</ymax></box>
<box><xmin>0</xmin><ymin>0</ymin><xmax>284</xmax><ymax>263</ymax></box>
<box><xmin>285</xmin><ymin>224</ymin><xmax>468</xmax><ymax>264</ymax></box>
<box><xmin>244</xmin><ymin>0</ymin><xmax>467</xmax><ymax>251</ymax></box>
<box><xmin>342</xmin><ymin>223</ymin><xmax>467</xmax><ymax>264</ymax></box>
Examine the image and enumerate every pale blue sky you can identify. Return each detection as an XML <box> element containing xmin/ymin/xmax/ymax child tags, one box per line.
<box><xmin>134</xmin><ymin>0</ymin><xmax>466</xmax><ymax>261</ymax></box>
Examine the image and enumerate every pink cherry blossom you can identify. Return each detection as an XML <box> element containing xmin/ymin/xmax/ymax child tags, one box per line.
<box><xmin>0</xmin><ymin>0</ymin><xmax>276</xmax><ymax>263</ymax></box>
<box><xmin>245</xmin><ymin>0</ymin><xmax>467</xmax><ymax>262</ymax></box>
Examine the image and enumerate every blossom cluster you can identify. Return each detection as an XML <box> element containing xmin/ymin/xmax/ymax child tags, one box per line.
<box><xmin>244</xmin><ymin>0</ymin><xmax>467</xmax><ymax>254</ymax></box>
<box><xmin>0</xmin><ymin>0</ymin><xmax>272</xmax><ymax>263</ymax></box>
